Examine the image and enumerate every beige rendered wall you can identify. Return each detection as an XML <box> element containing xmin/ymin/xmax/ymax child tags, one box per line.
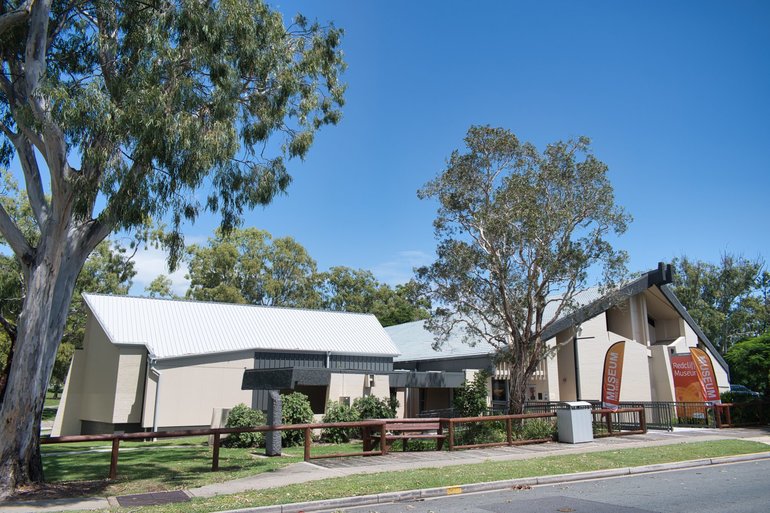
<box><xmin>113</xmin><ymin>348</ymin><xmax>146</xmax><ymax>423</ymax></box>
<box><xmin>326</xmin><ymin>372</ymin><xmax>390</xmax><ymax>406</ymax></box>
<box><xmin>607</xmin><ymin>300</ymin><xmax>633</xmax><ymax>340</ymax></box>
<box><xmin>53</xmin><ymin>314</ymin><xmax>146</xmax><ymax>435</ymax></box>
<box><xmin>649</xmin><ymin>345</ymin><xmax>675</xmax><ymax>402</ymax></box>
<box><xmin>556</xmin><ymin>329</ymin><xmax>577</xmax><ymax>401</ymax></box>
<box><xmin>78</xmin><ymin>315</ymin><xmax>121</xmax><ymax>423</ymax></box>
<box><xmin>143</xmin><ymin>351</ymin><xmax>254</xmax><ymax>429</ymax></box>
<box><xmin>393</xmin><ymin>388</ymin><xmax>406</xmax><ymax>418</ymax></box>
<box><xmin>579</xmin><ymin>334</ymin><xmax>652</xmax><ymax>402</ymax></box>
<box><xmin>576</xmin><ymin>306</ymin><xmax>654</xmax><ymax>402</ymax></box>
<box><xmin>655</xmin><ymin>318</ymin><xmax>682</xmax><ymax>343</ymax></box>
<box><xmin>51</xmin><ymin>351</ymin><xmax>86</xmax><ymax>436</ymax></box>
<box><xmin>544</xmin><ymin>338</ymin><xmax>560</xmax><ymax>401</ymax></box>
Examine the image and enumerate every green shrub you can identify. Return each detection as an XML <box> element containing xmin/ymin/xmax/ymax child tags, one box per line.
<box><xmin>221</xmin><ymin>403</ymin><xmax>265</xmax><ymax>448</ymax></box>
<box><xmin>353</xmin><ymin>394</ymin><xmax>396</xmax><ymax>419</ymax></box>
<box><xmin>521</xmin><ymin>418</ymin><xmax>556</xmax><ymax>440</ymax></box>
<box><xmin>720</xmin><ymin>391</ymin><xmax>758</xmax><ymax>404</ymax></box>
<box><xmin>321</xmin><ymin>401</ymin><xmax>360</xmax><ymax>443</ymax></box>
<box><xmin>455</xmin><ymin>421</ymin><xmax>506</xmax><ymax>446</ymax></box>
<box><xmin>281</xmin><ymin>392</ymin><xmax>314</xmax><ymax>447</ymax></box>
<box><xmin>453</xmin><ymin>371</ymin><xmax>489</xmax><ymax>417</ymax></box>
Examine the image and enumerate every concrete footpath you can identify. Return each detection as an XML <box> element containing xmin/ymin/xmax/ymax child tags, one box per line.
<box><xmin>2</xmin><ymin>427</ymin><xmax>770</xmax><ymax>513</ymax></box>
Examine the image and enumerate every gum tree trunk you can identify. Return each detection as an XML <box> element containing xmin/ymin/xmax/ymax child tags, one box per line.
<box><xmin>0</xmin><ymin>235</ymin><xmax>84</xmax><ymax>498</ymax></box>
<box><xmin>508</xmin><ymin>367</ymin><xmax>528</xmax><ymax>415</ymax></box>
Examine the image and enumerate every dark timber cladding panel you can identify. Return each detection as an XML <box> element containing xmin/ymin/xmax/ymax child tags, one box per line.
<box><xmin>253</xmin><ymin>352</ymin><xmax>327</xmax><ymax>411</ymax></box>
<box><xmin>331</xmin><ymin>355</ymin><xmax>393</xmax><ymax>371</ymax></box>
<box><xmin>251</xmin><ymin>351</ymin><xmax>393</xmax><ymax>410</ymax></box>
<box><xmin>253</xmin><ymin>351</ymin><xmax>326</xmax><ymax>369</ymax></box>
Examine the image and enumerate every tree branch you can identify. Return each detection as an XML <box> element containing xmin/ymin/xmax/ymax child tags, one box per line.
<box><xmin>24</xmin><ymin>0</ymin><xmax>74</xmax><ymax>197</ymax></box>
<box><xmin>6</xmin><ymin>130</ymin><xmax>50</xmax><ymax>229</ymax></box>
<box><xmin>0</xmin><ymin>0</ymin><xmax>33</xmax><ymax>37</ymax></box>
<box><xmin>0</xmin><ymin>202</ymin><xmax>34</xmax><ymax>266</ymax></box>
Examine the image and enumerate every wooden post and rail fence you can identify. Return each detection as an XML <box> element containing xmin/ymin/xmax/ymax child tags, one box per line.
<box><xmin>42</xmin><ymin>407</ymin><xmax>647</xmax><ymax>481</ymax></box>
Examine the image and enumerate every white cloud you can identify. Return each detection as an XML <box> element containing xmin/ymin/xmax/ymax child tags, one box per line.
<box><xmin>372</xmin><ymin>250</ymin><xmax>432</xmax><ymax>286</ymax></box>
<box><xmin>130</xmin><ymin>246</ymin><xmax>189</xmax><ymax>297</ymax></box>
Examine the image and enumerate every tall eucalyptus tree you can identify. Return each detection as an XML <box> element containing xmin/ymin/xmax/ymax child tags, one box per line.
<box><xmin>418</xmin><ymin>126</ymin><xmax>629</xmax><ymax>414</ymax></box>
<box><xmin>0</xmin><ymin>0</ymin><xmax>344</xmax><ymax>494</ymax></box>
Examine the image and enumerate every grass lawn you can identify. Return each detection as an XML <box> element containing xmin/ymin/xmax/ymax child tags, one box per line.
<box><xmin>37</xmin><ymin>438</ymin><xmax>770</xmax><ymax>512</ymax></box>
<box><xmin>44</xmin><ymin>391</ymin><xmax>61</xmax><ymax>408</ymax></box>
<box><xmin>86</xmin><ymin>439</ymin><xmax>770</xmax><ymax>513</ymax></box>
<box><xmin>42</xmin><ymin>439</ymin><xmax>364</xmax><ymax>497</ymax></box>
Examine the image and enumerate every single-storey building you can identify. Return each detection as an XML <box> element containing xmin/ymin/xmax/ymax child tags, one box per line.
<box><xmin>52</xmin><ymin>294</ymin><xmax>419</xmax><ymax>436</ymax></box>
<box><xmin>386</xmin><ymin>263</ymin><xmax>730</xmax><ymax>415</ymax></box>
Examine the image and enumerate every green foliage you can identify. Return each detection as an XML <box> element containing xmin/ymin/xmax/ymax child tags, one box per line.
<box><xmin>719</xmin><ymin>391</ymin><xmax>754</xmax><ymax>404</ymax></box>
<box><xmin>521</xmin><ymin>418</ymin><xmax>557</xmax><ymax>440</ymax></box>
<box><xmin>352</xmin><ymin>395</ymin><xmax>396</xmax><ymax>419</ymax></box>
<box><xmin>417</xmin><ymin>126</ymin><xmax>629</xmax><ymax>413</ymax></box>
<box><xmin>724</xmin><ymin>332</ymin><xmax>770</xmax><ymax>395</ymax></box>
<box><xmin>316</xmin><ymin>267</ymin><xmax>430</xmax><ymax>327</ymax></box>
<box><xmin>146</xmin><ymin>275</ymin><xmax>175</xmax><ymax>299</ymax></box>
<box><xmin>222</xmin><ymin>404</ymin><xmax>266</xmax><ymax>448</ymax></box>
<box><xmin>186</xmin><ymin>228</ymin><xmax>320</xmax><ymax>308</ymax></box>
<box><xmin>453</xmin><ymin>371</ymin><xmax>489</xmax><ymax>417</ymax></box>
<box><xmin>321</xmin><ymin>401</ymin><xmax>360</xmax><ymax>443</ymax></box>
<box><xmin>2</xmin><ymin>0</ymin><xmax>346</xmax><ymax>250</ymax></box>
<box><xmin>673</xmin><ymin>255</ymin><xmax>767</xmax><ymax>354</ymax></box>
<box><xmin>281</xmin><ymin>392</ymin><xmax>314</xmax><ymax>447</ymax></box>
<box><xmin>455</xmin><ymin>420</ymin><xmax>506</xmax><ymax>446</ymax></box>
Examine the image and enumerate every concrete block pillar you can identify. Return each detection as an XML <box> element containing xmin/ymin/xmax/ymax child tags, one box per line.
<box><xmin>266</xmin><ymin>390</ymin><xmax>282</xmax><ymax>456</ymax></box>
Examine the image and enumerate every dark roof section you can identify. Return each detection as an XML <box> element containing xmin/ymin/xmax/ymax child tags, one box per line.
<box><xmin>543</xmin><ymin>262</ymin><xmax>674</xmax><ymax>341</ymax></box>
<box><xmin>542</xmin><ymin>262</ymin><xmax>729</xmax><ymax>376</ymax></box>
<box><xmin>658</xmin><ymin>283</ymin><xmax>729</xmax><ymax>376</ymax></box>
<box><xmin>241</xmin><ymin>367</ymin><xmax>467</xmax><ymax>390</ymax></box>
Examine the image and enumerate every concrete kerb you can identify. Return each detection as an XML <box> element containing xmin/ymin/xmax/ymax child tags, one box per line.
<box><xmin>214</xmin><ymin>451</ymin><xmax>770</xmax><ymax>513</ymax></box>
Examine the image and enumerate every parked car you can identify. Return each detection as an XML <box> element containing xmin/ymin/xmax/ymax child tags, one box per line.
<box><xmin>729</xmin><ymin>384</ymin><xmax>761</xmax><ymax>397</ymax></box>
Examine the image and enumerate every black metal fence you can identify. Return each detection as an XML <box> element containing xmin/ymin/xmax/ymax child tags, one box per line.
<box><xmin>423</xmin><ymin>400</ymin><xmax>770</xmax><ymax>431</ymax></box>
<box><xmin>523</xmin><ymin>400</ymin><xmax>718</xmax><ymax>430</ymax></box>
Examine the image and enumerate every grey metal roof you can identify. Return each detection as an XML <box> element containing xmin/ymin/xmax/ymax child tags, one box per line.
<box><xmin>387</xmin><ymin>287</ymin><xmax>603</xmax><ymax>363</ymax></box>
<box><xmin>386</xmin><ymin>320</ymin><xmax>493</xmax><ymax>362</ymax></box>
<box><xmin>82</xmin><ymin>294</ymin><xmax>401</xmax><ymax>360</ymax></box>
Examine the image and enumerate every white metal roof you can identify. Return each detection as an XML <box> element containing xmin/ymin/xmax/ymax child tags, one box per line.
<box><xmin>83</xmin><ymin>294</ymin><xmax>401</xmax><ymax>360</ymax></box>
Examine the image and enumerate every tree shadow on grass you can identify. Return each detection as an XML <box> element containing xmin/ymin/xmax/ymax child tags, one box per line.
<box><xmin>36</xmin><ymin>446</ymin><xmax>298</xmax><ymax>500</ymax></box>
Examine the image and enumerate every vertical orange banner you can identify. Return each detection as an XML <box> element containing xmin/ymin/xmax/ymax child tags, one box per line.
<box><xmin>671</xmin><ymin>354</ymin><xmax>703</xmax><ymax>419</ymax></box>
<box><xmin>689</xmin><ymin>347</ymin><xmax>721</xmax><ymax>405</ymax></box>
<box><xmin>601</xmin><ymin>341</ymin><xmax>625</xmax><ymax>410</ymax></box>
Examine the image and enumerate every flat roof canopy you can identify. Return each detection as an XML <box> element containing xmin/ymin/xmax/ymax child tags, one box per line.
<box><xmin>242</xmin><ymin>368</ymin><xmax>466</xmax><ymax>390</ymax></box>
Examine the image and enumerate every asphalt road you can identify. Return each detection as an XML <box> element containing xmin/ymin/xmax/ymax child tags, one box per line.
<box><xmin>340</xmin><ymin>459</ymin><xmax>770</xmax><ymax>513</ymax></box>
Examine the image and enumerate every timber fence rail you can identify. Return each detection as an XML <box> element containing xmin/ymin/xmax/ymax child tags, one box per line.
<box><xmin>42</xmin><ymin>420</ymin><xmax>389</xmax><ymax>480</ymax></box>
<box><xmin>591</xmin><ymin>407</ymin><xmax>646</xmax><ymax>437</ymax></box>
<box><xmin>41</xmin><ymin>408</ymin><xmax>651</xmax><ymax>482</ymax></box>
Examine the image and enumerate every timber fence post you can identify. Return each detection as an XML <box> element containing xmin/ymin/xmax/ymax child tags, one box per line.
<box><xmin>212</xmin><ymin>432</ymin><xmax>220</xmax><ymax>471</ymax></box>
<box><xmin>109</xmin><ymin>438</ymin><xmax>120</xmax><ymax>480</ymax></box>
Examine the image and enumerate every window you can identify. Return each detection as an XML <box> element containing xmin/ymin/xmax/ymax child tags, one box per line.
<box><xmin>492</xmin><ymin>379</ymin><xmax>507</xmax><ymax>402</ymax></box>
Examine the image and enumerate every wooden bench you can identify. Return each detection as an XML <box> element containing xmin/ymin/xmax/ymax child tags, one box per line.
<box><xmin>366</xmin><ymin>420</ymin><xmax>446</xmax><ymax>453</ymax></box>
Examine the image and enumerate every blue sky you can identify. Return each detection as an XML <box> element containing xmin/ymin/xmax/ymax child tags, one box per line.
<box><xmin>12</xmin><ymin>1</ymin><xmax>770</xmax><ymax>293</ymax></box>
<box><xmin>177</xmin><ymin>0</ymin><xmax>765</xmax><ymax>290</ymax></box>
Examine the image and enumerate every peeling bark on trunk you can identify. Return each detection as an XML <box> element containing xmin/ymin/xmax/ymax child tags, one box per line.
<box><xmin>507</xmin><ymin>369</ymin><xmax>528</xmax><ymax>415</ymax></box>
<box><xmin>0</xmin><ymin>335</ymin><xmax>16</xmax><ymax>405</ymax></box>
<box><xmin>0</xmin><ymin>245</ymin><xmax>81</xmax><ymax>498</ymax></box>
